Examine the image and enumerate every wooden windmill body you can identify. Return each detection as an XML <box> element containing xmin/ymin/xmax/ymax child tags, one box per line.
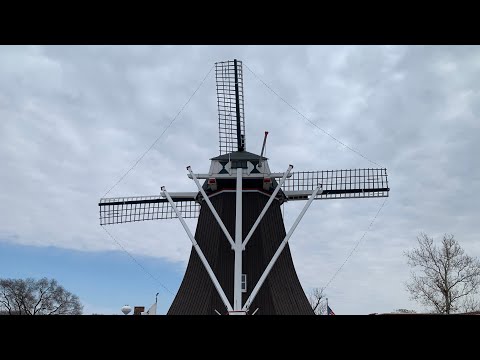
<box><xmin>99</xmin><ymin>60</ymin><xmax>390</xmax><ymax>315</ymax></box>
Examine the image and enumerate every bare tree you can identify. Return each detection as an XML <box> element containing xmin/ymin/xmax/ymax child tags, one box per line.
<box><xmin>309</xmin><ymin>287</ymin><xmax>327</xmax><ymax>315</ymax></box>
<box><xmin>460</xmin><ymin>296</ymin><xmax>480</xmax><ymax>313</ymax></box>
<box><xmin>405</xmin><ymin>233</ymin><xmax>480</xmax><ymax>314</ymax></box>
<box><xmin>0</xmin><ymin>277</ymin><xmax>83</xmax><ymax>315</ymax></box>
<box><xmin>393</xmin><ymin>309</ymin><xmax>417</xmax><ymax>314</ymax></box>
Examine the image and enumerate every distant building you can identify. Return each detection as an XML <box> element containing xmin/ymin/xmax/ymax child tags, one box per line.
<box><xmin>133</xmin><ymin>306</ymin><xmax>144</xmax><ymax>315</ymax></box>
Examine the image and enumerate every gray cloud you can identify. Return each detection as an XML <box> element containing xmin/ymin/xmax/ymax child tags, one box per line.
<box><xmin>1</xmin><ymin>45</ymin><xmax>479</xmax><ymax>314</ymax></box>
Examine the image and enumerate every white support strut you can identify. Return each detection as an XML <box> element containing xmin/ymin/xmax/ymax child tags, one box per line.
<box><xmin>234</xmin><ymin>168</ymin><xmax>243</xmax><ymax>312</ymax></box>
<box><xmin>242</xmin><ymin>185</ymin><xmax>323</xmax><ymax>312</ymax></box>
<box><xmin>161</xmin><ymin>186</ymin><xmax>233</xmax><ymax>312</ymax></box>
<box><xmin>187</xmin><ymin>166</ymin><xmax>235</xmax><ymax>249</ymax></box>
<box><xmin>242</xmin><ymin>165</ymin><xmax>293</xmax><ymax>249</ymax></box>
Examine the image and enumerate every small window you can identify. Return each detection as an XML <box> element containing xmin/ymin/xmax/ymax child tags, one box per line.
<box><xmin>241</xmin><ymin>274</ymin><xmax>247</xmax><ymax>293</ymax></box>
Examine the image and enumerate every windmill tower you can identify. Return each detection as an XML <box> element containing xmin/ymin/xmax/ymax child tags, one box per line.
<box><xmin>99</xmin><ymin>59</ymin><xmax>390</xmax><ymax>315</ymax></box>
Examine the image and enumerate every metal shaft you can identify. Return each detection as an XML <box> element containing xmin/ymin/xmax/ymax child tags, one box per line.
<box><xmin>242</xmin><ymin>165</ymin><xmax>293</xmax><ymax>249</ymax></box>
<box><xmin>188</xmin><ymin>166</ymin><xmax>235</xmax><ymax>248</ymax></box>
<box><xmin>259</xmin><ymin>131</ymin><xmax>269</xmax><ymax>167</ymax></box>
<box><xmin>162</xmin><ymin>187</ymin><xmax>233</xmax><ymax>312</ymax></box>
<box><xmin>234</xmin><ymin>168</ymin><xmax>243</xmax><ymax>310</ymax></box>
<box><xmin>243</xmin><ymin>185</ymin><xmax>323</xmax><ymax>311</ymax></box>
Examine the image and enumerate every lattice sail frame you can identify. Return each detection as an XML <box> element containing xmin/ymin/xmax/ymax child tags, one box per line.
<box><xmin>99</xmin><ymin>168</ymin><xmax>388</xmax><ymax>225</ymax></box>
<box><xmin>283</xmin><ymin>168</ymin><xmax>389</xmax><ymax>200</ymax></box>
<box><xmin>99</xmin><ymin>196</ymin><xmax>200</xmax><ymax>225</ymax></box>
<box><xmin>215</xmin><ymin>60</ymin><xmax>246</xmax><ymax>155</ymax></box>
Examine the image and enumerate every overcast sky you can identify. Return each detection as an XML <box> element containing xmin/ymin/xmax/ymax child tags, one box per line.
<box><xmin>1</xmin><ymin>45</ymin><xmax>479</xmax><ymax>314</ymax></box>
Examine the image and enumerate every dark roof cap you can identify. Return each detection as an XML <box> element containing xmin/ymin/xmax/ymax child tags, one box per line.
<box><xmin>211</xmin><ymin>150</ymin><xmax>268</xmax><ymax>161</ymax></box>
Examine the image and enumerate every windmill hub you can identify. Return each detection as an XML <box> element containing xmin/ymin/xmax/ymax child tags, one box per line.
<box><xmin>99</xmin><ymin>59</ymin><xmax>390</xmax><ymax>315</ymax></box>
<box><xmin>189</xmin><ymin>150</ymin><xmax>288</xmax><ymax>204</ymax></box>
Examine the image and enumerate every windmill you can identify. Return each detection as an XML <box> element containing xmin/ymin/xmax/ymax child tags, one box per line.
<box><xmin>99</xmin><ymin>59</ymin><xmax>390</xmax><ymax>315</ymax></box>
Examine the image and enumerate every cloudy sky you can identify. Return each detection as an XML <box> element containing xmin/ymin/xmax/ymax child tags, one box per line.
<box><xmin>1</xmin><ymin>45</ymin><xmax>479</xmax><ymax>315</ymax></box>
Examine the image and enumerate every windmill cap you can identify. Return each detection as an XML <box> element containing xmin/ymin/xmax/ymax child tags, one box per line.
<box><xmin>211</xmin><ymin>150</ymin><xmax>267</xmax><ymax>161</ymax></box>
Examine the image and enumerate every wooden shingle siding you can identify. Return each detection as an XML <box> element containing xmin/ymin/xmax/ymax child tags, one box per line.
<box><xmin>167</xmin><ymin>192</ymin><xmax>314</xmax><ymax>315</ymax></box>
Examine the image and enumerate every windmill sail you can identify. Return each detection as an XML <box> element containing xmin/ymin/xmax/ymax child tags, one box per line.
<box><xmin>99</xmin><ymin>194</ymin><xmax>199</xmax><ymax>225</ymax></box>
<box><xmin>216</xmin><ymin>59</ymin><xmax>246</xmax><ymax>155</ymax></box>
<box><xmin>282</xmin><ymin>168</ymin><xmax>389</xmax><ymax>200</ymax></box>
